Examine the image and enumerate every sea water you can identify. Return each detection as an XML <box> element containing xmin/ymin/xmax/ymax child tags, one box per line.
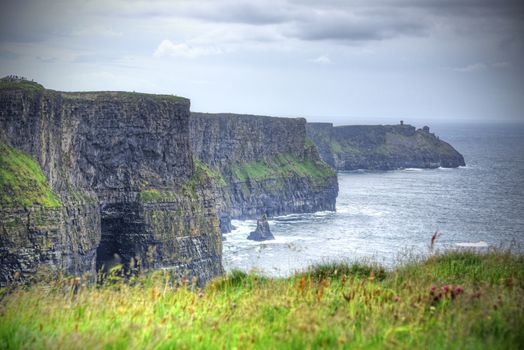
<box><xmin>223</xmin><ymin>123</ymin><xmax>524</xmax><ymax>276</ymax></box>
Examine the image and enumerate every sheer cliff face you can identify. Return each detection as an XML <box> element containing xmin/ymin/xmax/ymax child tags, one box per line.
<box><xmin>307</xmin><ymin>123</ymin><xmax>465</xmax><ymax>171</ymax></box>
<box><xmin>190</xmin><ymin>113</ymin><xmax>338</xmax><ymax>231</ymax></box>
<box><xmin>0</xmin><ymin>82</ymin><xmax>222</xmax><ymax>285</ymax></box>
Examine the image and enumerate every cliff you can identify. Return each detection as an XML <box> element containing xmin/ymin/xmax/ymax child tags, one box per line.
<box><xmin>190</xmin><ymin>113</ymin><xmax>338</xmax><ymax>232</ymax></box>
<box><xmin>307</xmin><ymin>122</ymin><xmax>465</xmax><ymax>170</ymax></box>
<box><xmin>0</xmin><ymin>77</ymin><xmax>222</xmax><ymax>285</ymax></box>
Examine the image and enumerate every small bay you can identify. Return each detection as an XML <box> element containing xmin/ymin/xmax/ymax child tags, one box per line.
<box><xmin>223</xmin><ymin>122</ymin><xmax>524</xmax><ymax>276</ymax></box>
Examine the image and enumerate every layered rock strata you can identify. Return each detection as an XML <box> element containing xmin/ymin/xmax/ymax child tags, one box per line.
<box><xmin>190</xmin><ymin>113</ymin><xmax>339</xmax><ymax>232</ymax></box>
<box><xmin>0</xmin><ymin>77</ymin><xmax>222</xmax><ymax>285</ymax></box>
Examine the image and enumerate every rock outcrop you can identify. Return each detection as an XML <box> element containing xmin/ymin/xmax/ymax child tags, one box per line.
<box><xmin>247</xmin><ymin>215</ymin><xmax>274</xmax><ymax>241</ymax></box>
<box><xmin>307</xmin><ymin>122</ymin><xmax>465</xmax><ymax>170</ymax></box>
<box><xmin>190</xmin><ymin>113</ymin><xmax>339</xmax><ymax>232</ymax></box>
<box><xmin>0</xmin><ymin>77</ymin><xmax>222</xmax><ymax>285</ymax></box>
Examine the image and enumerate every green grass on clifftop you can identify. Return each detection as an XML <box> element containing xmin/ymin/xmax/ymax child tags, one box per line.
<box><xmin>0</xmin><ymin>142</ymin><xmax>61</xmax><ymax>209</ymax></box>
<box><xmin>0</xmin><ymin>77</ymin><xmax>45</xmax><ymax>92</ymax></box>
<box><xmin>1</xmin><ymin>250</ymin><xmax>522</xmax><ymax>349</ymax></box>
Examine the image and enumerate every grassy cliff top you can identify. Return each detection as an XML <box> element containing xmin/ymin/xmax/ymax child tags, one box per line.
<box><xmin>0</xmin><ymin>141</ymin><xmax>61</xmax><ymax>209</ymax></box>
<box><xmin>192</xmin><ymin>112</ymin><xmax>306</xmax><ymax>124</ymax></box>
<box><xmin>0</xmin><ymin>76</ymin><xmax>45</xmax><ymax>92</ymax></box>
<box><xmin>0</xmin><ymin>76</ymin><xmax>188</xmax><ymax>103</ymax></box>
<box><xmin>61</xmin><ymin>90</ymin><xmax>189</xmax><ymax>103</ymax></box>
<box><xmin>0</xmin><ymin>250</ymin><xmax>522</xmax><ymax>349</ymax></box>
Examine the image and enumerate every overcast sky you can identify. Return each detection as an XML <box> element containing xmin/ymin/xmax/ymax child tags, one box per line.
<box><xmin>1</xmin><ymin>0</ymin><xmax>523</xmax><ymax>124</ymax></box>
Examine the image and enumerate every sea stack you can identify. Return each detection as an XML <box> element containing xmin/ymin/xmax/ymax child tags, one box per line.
<box><xmin>247</xmin><ymin>215</ymin><xmax>275</xmax><ymax>241</ymax></box>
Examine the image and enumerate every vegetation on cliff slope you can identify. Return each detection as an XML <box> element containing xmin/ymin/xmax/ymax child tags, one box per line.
<box><xmin>1</xmin><ymin>250</ymin><xmax>522</xmax><ymax>349</ymax></box>
<box><xmin>138</xmin><ymin>159</ymin><xmax>227</xmax><ymax>203</ymax></box>
<box><xmin>0</xmin><ymin>142</ymin><xmax>61</xmax><ymax>209</ymax></box>
<box><xmin>231</xmin><ymin>154</ymin><xmax>335</xmax><ymax>184</ymax></box>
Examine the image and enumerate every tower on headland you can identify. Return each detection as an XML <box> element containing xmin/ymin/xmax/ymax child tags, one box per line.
<box><xmin>400</xmin><ymin>120</ymin><xmax>404</xmax><ymax>126</ymax></box>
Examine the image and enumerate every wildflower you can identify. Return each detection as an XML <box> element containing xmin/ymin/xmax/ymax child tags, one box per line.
<box><xmin>453</xmin><ymin>286</ymin><xmax>463</xmax><ymax>297</ymax></box>
<box><xmin>232</xmin><ymin>303</ymin><xmax>237</xmax><ymax>309</ymax></box>
<box><xmin>198</xmin><ymin>292</ymin><xmax>204</xmax><ymax>298</ymax></box>
<box><xmin>393</xmin><ymin>295</ymin><xmax>400</xmax><ymax>302</ymax></box>
<box><xmin>429</xmin><ymin>284</ymin><xmax>437</xmax><ymax>295</ymax></box>
<box><xmin>441</xmin><ymin>284</ymin><xmax>450</xmax><ymax>294</ymax></box>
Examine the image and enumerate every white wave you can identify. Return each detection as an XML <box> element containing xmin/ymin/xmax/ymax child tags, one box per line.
<box><xmin>455</xmin><ymin>241</ymin><xmax>489</xmax><ymax>248</ymax></box>
<box><xmin>312</xmin><ymin>211</ymin><xmax>334</xmax><ymax>217</ymax></box>
<box><xmin>273</xmin><ymin>210</ymin><xmax>333</xmax><ymax>221</ymax></box>
<box><xmin>403</xmin><ymin>168</ymin><xmax>423</xmax><ymax>172</ymax></box>
<box><xmin>272</xmin><ymin>213</ymin><xmax>303</xmax><ymax>220</ymax></box>
<box><xmin>230</xmin><ymin>220</ymin><xmax>256</xmax><ymax>234</ymax></box>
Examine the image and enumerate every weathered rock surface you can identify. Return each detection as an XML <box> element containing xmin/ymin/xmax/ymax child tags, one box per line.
<box><xmin>247</xmin><ymin>215</ymin><xmax>274</xmax><ymax>241</ymax></box>
<box><xmin>0</xmin><ymin>77</ymin><xmax>222</xmax><ymax>285</ymax></box>
<box><xmin>307</xmin><ymin>122</ymin><xmax>465</xmax><ymax>170</ymax></box>
<box><xmin>190</xmin><ymin>113</ymin><xmax>339</xmax><ymax>231</ymax></box>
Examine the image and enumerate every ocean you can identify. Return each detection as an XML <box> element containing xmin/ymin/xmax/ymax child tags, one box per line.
<box><xmin>222</xmin><ymin>123</ymin><xmax>524</xmax><ymax>276</ymax></box>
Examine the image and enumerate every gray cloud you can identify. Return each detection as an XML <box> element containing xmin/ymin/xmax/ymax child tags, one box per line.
<box><xmin>286</xmin><ymin>12</ymin><xmax>428</xmax><ymax>42</ymax></box>
<box><xmin>398</xmin><ymin>0</ymin><xmax>524</xmax><ymax>17</ymax></box>
<box><xmin>0</xmin><ymin>0</ymin><xmax>523</xmax><ymax>122</ymax></box>
<box><xmin>2</xmin><ymin>0</ymin><xmax>522</xmax><ymax>46</ymax></box>
<box><xmin>172</xmin><ymin>0</ymin><xmax>523</xmax><ymax>43</ymax></box>
<box><xmin>188</xmin><ymin>2</ymin><xmax>291</xmax><ymax>24</ymax></box>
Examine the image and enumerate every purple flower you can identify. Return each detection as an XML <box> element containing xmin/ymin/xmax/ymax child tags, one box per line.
<box><xmin>429</xmin><ymin>285</ymin><xmax>437</xmax><ymax>295</ymax></box>
<box><xmin>393</xmin><ymin>295</ymin><xmax>400</xmax><ymax>302</ymax></box>
<box><xmin>232</xmin><ymin>303</ymin><xmax>237</xmax><ymax>309</ymax></box>
<box><xmin>454</xmin><ymin>286</ymin><xmax>463</xmax><ymax>295</ymax></box>
<box><xmin>441</xmin><ymin>284</ymin><xmax>450</xmax><ymax>294</ymax></box>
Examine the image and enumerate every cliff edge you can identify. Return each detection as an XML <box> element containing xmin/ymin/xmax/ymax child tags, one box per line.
<box><xmin>0</xmin><ymin>77</ymin><xmax>222</xmax><ymax>285</ymax></box>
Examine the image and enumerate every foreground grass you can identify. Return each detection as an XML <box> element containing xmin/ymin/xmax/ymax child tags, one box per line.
<box><xmin>1</xmin><ymin>250</ymin><xmax>523</xmax><ymax>349</ymax></box>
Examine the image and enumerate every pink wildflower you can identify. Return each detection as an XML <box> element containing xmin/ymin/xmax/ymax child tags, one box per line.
<box><xmin>429</xmin><ymin>284</ymin><xmax>437</xmax><ymax>295</ymax></box>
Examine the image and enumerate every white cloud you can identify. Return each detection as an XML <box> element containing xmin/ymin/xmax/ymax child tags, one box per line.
<box><xmin>309</xmin><ymin>55</ymin><xmax>332</xmax><ymax>64</ymax></box>
<box><xmin>153</xmin><ymin>40</ymin><xmax>223</xmax><ymax>58</ymax></box>
<box><xmin>452</xmin><ymin>63</ymin><xmax>487</xmax><ymax>73</ymax></box>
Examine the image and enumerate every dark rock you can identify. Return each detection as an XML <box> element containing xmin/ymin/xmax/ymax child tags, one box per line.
<box><xmin>247</xmin><ymin>215</ymin><xmax>274</xmax><ymax>241</ymax></box>
<box><xmin>307</xmin><ymin>123</ymin><xmax>465</xmax><ymax>171</ymax></box>
<box><xmin>0</xmin><ymin>77</ymin><xmax>223</xmax><ymax>286</ymax></box>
